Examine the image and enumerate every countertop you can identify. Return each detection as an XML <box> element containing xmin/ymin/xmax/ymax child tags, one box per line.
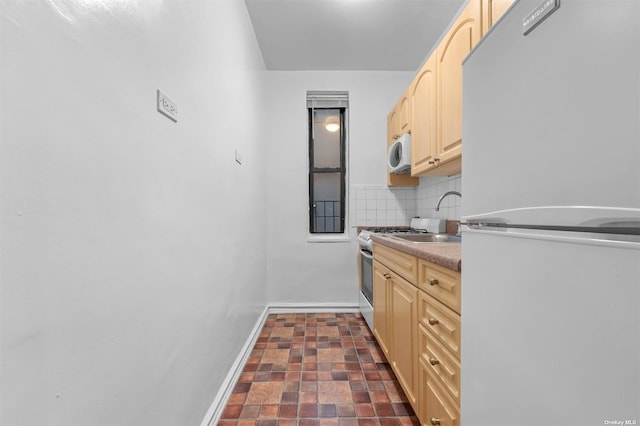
<box><xmin>370</xmin><ymin>234</ymin><xmax>461</xmax><ymax>272</ymax></box>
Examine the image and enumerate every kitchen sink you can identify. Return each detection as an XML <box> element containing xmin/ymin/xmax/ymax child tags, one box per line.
<box><xmin>388</xmin><ymin>233</ymin><xmax>461</xmax><ymax>243</ymax></box>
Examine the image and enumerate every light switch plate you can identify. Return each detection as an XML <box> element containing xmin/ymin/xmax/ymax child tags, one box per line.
<box><xmin>157</xmin><ymin>89</ymin><xmax>178</xmax><ymax>122</ymax></box>
<box><xmin>235</xmin><ymin>149</ymin><xmax>242</xmax><ymax>164</ymax></box>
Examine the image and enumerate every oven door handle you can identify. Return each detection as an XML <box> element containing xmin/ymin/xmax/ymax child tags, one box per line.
<box><xmin>360</xmin><ymin>249</ymin><xmax>373</xmax><ymax>260</ymax></box>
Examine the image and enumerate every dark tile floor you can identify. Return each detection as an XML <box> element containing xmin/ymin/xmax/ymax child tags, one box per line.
<box><xmin>218</xmin><ymin>313</ymin><xmax>418</xmax><ymax>426</ymax></box>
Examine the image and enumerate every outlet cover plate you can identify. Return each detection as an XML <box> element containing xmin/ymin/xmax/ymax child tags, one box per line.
<box><xmin>157</xmin><ymin>89</ymin><xmax>178</xmax><ymax>122</ymax></box>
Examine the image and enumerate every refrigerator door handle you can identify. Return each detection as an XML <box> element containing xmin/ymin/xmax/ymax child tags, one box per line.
<box><xmin>462</xmin><ymin>206</ymin><xmax>640</xmax><ymax>243</ymax></box>
<box><xmin>463</xmin><ymin>220</ymin><xmax>640</xmax><ymax>236</ymax></box>
<box><xmin>462</xmin><ymin>206</ymin><xmax>640</xmax><ymax>233</ymax></box>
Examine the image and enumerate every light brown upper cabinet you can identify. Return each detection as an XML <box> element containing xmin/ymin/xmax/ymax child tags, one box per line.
<box><xmin>387</xmin><ymin>90</ymin><xmax>419</xmax><ymax>187</ymax></box>
<box><xmin>387</xmin><ymin>104</ymin><xmax>399</xmax><ymax>144</ymax></box>
<box><xmin>410</xmin><ymin>53</ymin><xmax>438</xmax><ymax>176</ymax></box>
<box><xmin>435</xmin><ymin>0</ymin><xmax>481</xmax><ymax>174</ymax></box>
<box><xmin>387</xmin><ymin>88</ymin><xmax>412</xmax><ymax>144</ymax></box>
<box><xmin>481</xmin><ymin>0</ymin><xmax>515</xmax><ymax>35</ymax></box>
<box><xmin>398</xmin><ymin>88</ymin><xmax>412</xmax><ymax>136</ymax></box>
<box><xmin>409</xmin><ymin>0</ymin><xmax>481</xmax><ymax>177</ymax></box>
<box><xmin>390</xmin><ymin>0</ymin><xmax>497</xmax><ymax>180</ymax></box>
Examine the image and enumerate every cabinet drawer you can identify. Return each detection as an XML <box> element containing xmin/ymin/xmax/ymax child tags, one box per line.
<box><xmin>374</xmin><ymin>243</ymin><xmax>418</xmax><ymax>284</ymax></box>
<box><xmin>421</xmin><ymin>359</ymin><xmax>460</xmax><ymax>426</ymax></box>
<box><xmin>419</xmin><ymin>324</ymin><xmax>460</xmax><ymax>404</ymax></box>
<box><xmin>419</xmin><ymin>291</ymin><xmax>461</xmax><ymax>359</ymax></box>
<box><xmin>418</xmin><ymin>260</ymin><xmax>460</xmax><ymax>314</ymax></box>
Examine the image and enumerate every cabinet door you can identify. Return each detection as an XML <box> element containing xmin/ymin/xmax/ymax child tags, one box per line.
<box><xmin>387</xmin><ymin>107</ymin><xmax>399</xmax><ymax>146</ymax></box>
<box><xmin>390</xmin><ymin>275</ymin><xmax>418</xmax><ymax>407</ymax></box>
<box><xmin>399</xmin><ymin>89</ymin><xmax>411</xmax><ymax>135</ymax></box>
<box><xmin>411</xmin><ymin>52</ymin><xmax>438</xmax><ymax>176</ymax></box>
<box><xmin>373</xmin><ymin>261</ymin><xmax>390</xmax><ymax>357</ymax></box>
<box><xmin>482</xmin><ymin>0</ymin><xmax>515</xmax><ymax>35</ymax></box>
<box><xmin>436</xmin><ymin>0</ymin><xmax>481</xmax><ymax>166</ymax></box>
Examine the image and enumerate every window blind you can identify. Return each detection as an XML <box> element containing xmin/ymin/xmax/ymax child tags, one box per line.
<box><xmin>306</xmin><ymin>91</ymin><xmax>349</xmax><ymax>109</ymax></box>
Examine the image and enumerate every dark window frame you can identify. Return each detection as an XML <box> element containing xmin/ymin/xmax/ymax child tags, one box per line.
<box><xmin>308</xmin><ymin>107</ymin><xmax>346</xmax><ymax>234</ymax></box>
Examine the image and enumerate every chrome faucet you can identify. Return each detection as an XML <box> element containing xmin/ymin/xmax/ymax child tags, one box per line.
<box><xmin>435</xmin><ymin>191</ymin><xmax>461</xmax><ymax>211</ymax></box>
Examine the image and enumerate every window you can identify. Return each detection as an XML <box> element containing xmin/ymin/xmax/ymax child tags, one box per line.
<box><xmin>307</xmin><ymin>91</ymin><xmax>348</xmax><ymax>234</ymax></box>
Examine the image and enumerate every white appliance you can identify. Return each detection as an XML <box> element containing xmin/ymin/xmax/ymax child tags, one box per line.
<box><xmin>357</xmin><ymin>218</ymin><xmax>447</xmax><ymax>331</ymax></box>
<box><xmin>388</xmin><ymin>134</ymin><xmax>411</xmax><ymax>174</ymax></box>
<box><xmin>461</xmin><ymin>1</ymin><xmax>640</xmax><ymax>426</ymax></box>
<box><xmin>357</xmin><ymin>237</ymin><xmax>374</xmax><ymax>331</ymax></box>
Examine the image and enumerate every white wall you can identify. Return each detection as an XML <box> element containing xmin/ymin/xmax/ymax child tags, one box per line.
<box><xmin>264</xmin><ymin>71</ymin><xmax>413</xmax><ymax>305</ymax></box>
<box><xmin>0</xmin><ymin>1</ymin><xmax>267</xmax><ymax>425</ymax></box>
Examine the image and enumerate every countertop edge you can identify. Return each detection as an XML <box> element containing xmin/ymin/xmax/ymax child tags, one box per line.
<box><xmin>371</xmin><ymin>234</ymin><xmax>462</xmax><ymax>272</ymax></box>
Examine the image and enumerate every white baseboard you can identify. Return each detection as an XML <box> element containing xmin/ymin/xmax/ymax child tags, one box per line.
<box><xmin>268</xmin><ymin>302</ymin><xmax>359</xmax><ymax>314</ymax></box>
<box><xmin>199</xmin><ymin>306</ymin><xmax>270</xmax><ymax>426</ymax></box>
<box><xmin>199</xmin><ymin>303</ymin><xmax>360</xmax><ymax>426</ymax></box>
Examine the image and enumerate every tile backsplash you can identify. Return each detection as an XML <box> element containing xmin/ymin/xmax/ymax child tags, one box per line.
<box><xmin>350</xmin><ymin>174</ymin><xmax>461</xmax><ymax>227</ymax></box>
<box><xmin>350</xmin><ymin>184</ymin><xmax>416</xmax><ymax>227</ymax></box>
<box><xmin>416</xmin><ymin>174</ymin><xmax>462</xmax><ymax>221</ymax></box>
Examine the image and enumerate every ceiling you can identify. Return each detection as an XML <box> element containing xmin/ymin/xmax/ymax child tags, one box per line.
<box><xmin>244</xmin><ymin>0</ymin><xmax>466</xmax><ymax>71</ymax></box>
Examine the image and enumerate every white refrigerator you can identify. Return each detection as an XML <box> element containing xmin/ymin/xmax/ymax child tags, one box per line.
<box><xmin>461</xmin><ymin>1</ymin><xmax>640</xmax><ymax>425</ymax></box>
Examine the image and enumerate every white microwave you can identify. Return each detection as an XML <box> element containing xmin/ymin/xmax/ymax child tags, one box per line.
<box><xmin>388</xmin><ymin>133</ymin><xmax>411</xmax><ymax>174</ymax></box>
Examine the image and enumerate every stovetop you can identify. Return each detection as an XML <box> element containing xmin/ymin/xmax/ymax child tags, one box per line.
<box><xmin>357</xmin><ymin>218</ymin><xmax>448</xmax><ymax>251</ymax></box>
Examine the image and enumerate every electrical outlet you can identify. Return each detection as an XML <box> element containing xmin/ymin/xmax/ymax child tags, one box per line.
<box><xmin>157</xmin><ymin>89</ymin><xmax>178</xmax><ymax>122</ymax></box>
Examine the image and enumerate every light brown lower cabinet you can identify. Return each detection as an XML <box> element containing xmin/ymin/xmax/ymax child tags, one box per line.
<box><xmin>418</xmin><ymin>260</ymin><xmax>461</xmax><ymax>314</ymax></box>
<box><xmin>419</xmin><ymin>292</ymin><xmax>461</xmax><ymax>359</ymax></box>
<box><xmin>373</xmin><ymin>243</ymin><xmax>461</xmax><ymax>426</ymax></box>
<box><xmin>390</xmin><ymin>276</ymin><xmax>418</xmax><ymax>407</ymax></box>
<box><xmin>373</xmin><ymin>257</ymin><xmax>418</xmax><ymax>408</ymax></box>
<box><xmin>373</xmin><ymin>260</ymin><xmax>391</xmax><ymax>358</ymax></box>
<box><xmin>419</xmin><ymin>324</ymin><xmax>460</xmax><ymax>405</ymax></box>
<box><xmin>420</xmin><ymin>357</ymin><xmax>460</xmax><ymax>426</ymax></box>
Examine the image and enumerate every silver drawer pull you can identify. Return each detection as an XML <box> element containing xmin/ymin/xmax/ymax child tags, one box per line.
<box><xmin>429</xmin><ymin>278</ymin><xmax>439</xmax><ymax>286</ymax></box>
<box><xmin>430</xmin><ymin>418</ymin><xmax>441</xmax><ymax>425</ymax></box>
<box><xmin>428</xmin><ymin>318</ymin><xmax>439</xmax><ymax>326</ymax></box>
<box><xmin>383</xmin><ymin>273</ymin><xmax>392</xmax><ymax>279</ymax></box>
<box><xmin>429</xmin><ymin>358</ymin><xmax>440</xmax><ymax>366</ymax></box>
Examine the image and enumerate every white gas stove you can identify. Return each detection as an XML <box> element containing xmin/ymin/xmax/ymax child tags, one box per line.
<box><xmin>357</xmin><ymin>217</ymin><xmax>446</xmax><ymax>331</ymax></box>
